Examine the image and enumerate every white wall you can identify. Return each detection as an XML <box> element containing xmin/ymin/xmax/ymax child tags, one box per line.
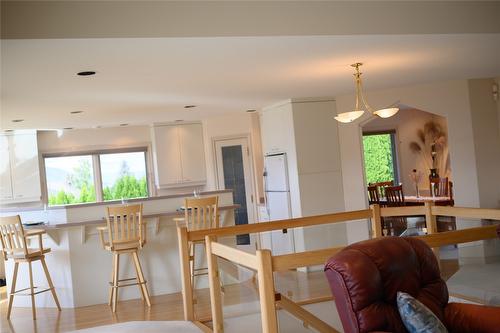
<box><xmin>363</xmin><ymin>109</ymin><xmax>450</xmax><ymax>195</ymax></box>
<box><xmin>37</xmin><ymin>115</ymin><xmax>263</xmax><ymax>200</ymax></box>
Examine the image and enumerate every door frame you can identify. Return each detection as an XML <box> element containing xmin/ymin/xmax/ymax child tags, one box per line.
<box><xmin>212</xmin><ymin>134</ymin><xmax>258</xmax><ymax>229</ymax></box>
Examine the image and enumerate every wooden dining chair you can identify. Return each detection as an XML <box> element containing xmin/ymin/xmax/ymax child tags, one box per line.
<box><xmin>97</xmin><ymin>204</ymin><xmax>151</xmax><ymax>312</ymax></box>
<box><xmin>0</xmin><ymin>215</ymin><xmax>61</xmax><ymax>320</ymax></box>
<box><xmin>429</xmin><ymin>177</ymin><xmax>453</xmax><ymax>199</ymax></box>
<box><xmin>369</xmin><ymin>180</ymin><xmax>394</xmax><ymax>199</ymax></box>
<box><xmin>429</xmin><ymin>177</ymin><xmax>456</xmax><ymax>231</ymax></box>
<box><xmin>176</xmin><ymin>196</ymin><xmax>219</xmax><ymax>288</ymax></box>
<box><xmin>384</xmin><ymin>185</ymin><xmax>407</xmax><ymax>236</ymax></box>
<box><xmin>367</xmin><ymin>185</ymin><xmax>380</xmax><ymax>205</ymax></box>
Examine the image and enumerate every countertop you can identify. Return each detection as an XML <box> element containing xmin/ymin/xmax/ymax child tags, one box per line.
<box><xmin>24</xmin><ymin>204</ymin><xmax>240</xmax><ymax>230</ymax></box>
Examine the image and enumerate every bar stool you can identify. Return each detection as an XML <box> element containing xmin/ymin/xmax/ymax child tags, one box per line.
<box><xmin>175</xmin><ymin>196</ymin><xmax>219</xmax><ymax>288</ymax></box>
<box><xmin>0</xmin><ymin>215</ymin><xmax>61</xmax><ymax>320</ymax></box>
<box><xmin>97</xmin><ymin>204</ymin><xmax>151</xmax><ymax>312</ymax></box>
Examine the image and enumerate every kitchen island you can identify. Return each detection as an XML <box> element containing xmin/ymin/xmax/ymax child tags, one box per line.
<box><xmin>1</xmin><ymin>190</ymin><xmax>237</xmax><ymax>308</ymax></box>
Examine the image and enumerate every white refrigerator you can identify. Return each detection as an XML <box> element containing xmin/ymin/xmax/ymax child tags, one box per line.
<box><xmin>261</xmin><ymin>153</ymin><xmax>295</xmax><ymax>255</ymax></box>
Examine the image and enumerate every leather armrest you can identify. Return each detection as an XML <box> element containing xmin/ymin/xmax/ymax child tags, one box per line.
<box><xmin>444</xmin><ymin>302</ymin><xmax>500</xmax><ymax>333</ymax></box>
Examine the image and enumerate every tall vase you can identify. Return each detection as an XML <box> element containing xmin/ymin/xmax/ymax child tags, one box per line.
<box><xmin>429</xmin><ymin>168</ymin><xmax>439</xmax><ymax>197</ymax></box>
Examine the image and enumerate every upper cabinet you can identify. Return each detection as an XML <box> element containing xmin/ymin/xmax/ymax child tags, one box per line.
<box><xmin>0</xmin><ymin>132</ymin><xmax>42</xmax><ymax>203</ymax></box>
<box><xmin>151</xmin><ymin>123</ymin><xmax>206</xmax><ymax>188</ymax></box>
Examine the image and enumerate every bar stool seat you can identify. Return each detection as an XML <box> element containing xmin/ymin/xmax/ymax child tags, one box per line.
<box><xmin>0</xmin><ymin>215</ymin><xmax>61</xmax><ymax>320</ymax></box>
<box><xmin>97</xmin><ymin>203</ymin><xmax>151</xmax><ymax>312</ymax></box>
<box><xmin>6</xmin><ymin>247</ymin><xmax>51</xmax><ymax>259</ymax></box>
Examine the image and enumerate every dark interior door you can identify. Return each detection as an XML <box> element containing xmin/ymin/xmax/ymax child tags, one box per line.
<box><xmin>221</xmin><ymin>145</ymin><xmax>250</xmax><ymax>245</ymax></box>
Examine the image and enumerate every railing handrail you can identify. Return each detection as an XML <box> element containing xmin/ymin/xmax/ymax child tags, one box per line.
<box><xmin>185</xmin><ymin>209</ymin><xmax>372</xmax><ymax>241</ymax></box>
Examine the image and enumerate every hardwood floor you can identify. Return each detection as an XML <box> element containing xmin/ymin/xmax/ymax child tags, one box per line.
<box><xmin>0</xmin><ymin>259</ymin><xmax>460</xmax><ymax>333</ymax></box>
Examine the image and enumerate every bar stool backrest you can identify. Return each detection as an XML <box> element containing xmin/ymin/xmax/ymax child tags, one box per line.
<box><xmin>0</xmin><ymin>215</ymin><xmax>28</xmax><ymax>259</ymax></box>
<box><xmin>105</xmin><ymin>204</ymin><xmax>145</xmax><ymax>250</ymax></box>
<box><xmin>184</xmin><ymin>196</ymin><xmax>219</xmax><ymax>231</ymax></box>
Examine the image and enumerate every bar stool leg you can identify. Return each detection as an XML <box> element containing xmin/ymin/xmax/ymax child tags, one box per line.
<box><xmin>28</xmin><ymin>261</ymin><xmax>36</xmax><ymax>320</ymax></box>
<box><xmin>7</xmin><ymin>262</ymin><xmax>19</xmax><ymax>319</ymax></box>
<box><xmin>190</xmin><ymin>243</ymin><xmax>196</xmax><ymax>288</ymax></box>
<box><xmin>131</xmin><ymin>252</ymin><xmax>146</xmax><ymax>301</ymax></box>
<box><xmin>132</xmin><ymin>251</ymin><xmax>151</xmax><ymax>307</ymax></box>
<box><xmin>108</xmin><ymin>253</ymin><xmax>116</xmax><ymax>306</ymax></box>
<box><xmin>112</xmin><ymin>253</ymin><xmax>120</xmax><ymax>312</ymax></box>
<box><xmin>40</xmin><ymin>256</ymin><xmax>61</xmax><ymax>311</ymax></box>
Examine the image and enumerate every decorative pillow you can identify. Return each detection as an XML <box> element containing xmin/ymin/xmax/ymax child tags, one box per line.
<box><xmin>397</xmin><ymin>291</ymin><xmax>448</xmax><ymax>333</ymax></box>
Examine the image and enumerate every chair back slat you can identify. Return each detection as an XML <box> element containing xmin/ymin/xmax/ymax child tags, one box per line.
<box><xmin>106</xmin><ymin>204</ymin><xmax>145</xmax><ymax>249</ymax></box>
<box><xmin>385</xmin><ymin>185</ymin><xmax>405</xmax><ymax>207</ymax></box>
<box><xmin>185</xmin><ymin>196</ymin><xmax>219</xmax><ymax>231</ymax></box>
<box><xmin>0</xmin><ymin>215</ymin><xmax>28</xmax><ymax>258</ymax></box>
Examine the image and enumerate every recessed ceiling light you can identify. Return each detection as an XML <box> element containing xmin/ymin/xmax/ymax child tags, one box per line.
<box><xmin>12</xmin><ymin>119</ymin><xmax>24</xmax><ymax>123</ymax></box>
<box><xmin>77</xmin><ymin>71</ymin><xmax>96</xmax><ymax>76</ymax></box>
<box><xmin>70</xmin><ymin>111</ymin><xmax>84</xmax><ymax>114</ymax></box>
<box><xmin>120</xmin><ymin>123</ymin><xmax>128</xmax><ymax>126</ymax></box>
<box><xmin>246</xmin><ymin>109</ymin><xmax>257</xmax><ymax>113</ymax></box>
<box><xmin>63</xmin><ymin>127</ymin><xmax>74</xmax><ymax>130</ymax></box>
<box><xmin>184</xmin><ymin>105</ymin><xmax>196</xmax><ymax>109</ymax></box>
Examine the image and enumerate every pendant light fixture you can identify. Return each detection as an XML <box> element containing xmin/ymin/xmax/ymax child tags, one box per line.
<box><xmin>334</xmin><ymin>63</ymin><xmax>399</xmax><ymax>123</ymax></box>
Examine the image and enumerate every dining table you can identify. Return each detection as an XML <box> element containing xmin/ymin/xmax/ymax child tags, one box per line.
<box><xmin>378</xmin><ymin>195</ymin><xmax>454</xmax><ymax>207</ymax></box>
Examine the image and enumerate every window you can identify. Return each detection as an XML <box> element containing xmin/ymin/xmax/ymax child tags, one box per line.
<box><xmin>100</xmin><ymin>151</ymin><xmax>148</xmax><ymax>201</ymax></box>
<box><xmin>362</xmin><ymin>131</ymin><xmax>399</xmax><ymax>185</ymax></box>
<box><xmin>44</xmin><ymin>148</ymin><xmax>149</xmax><ymax>206</ymax></box>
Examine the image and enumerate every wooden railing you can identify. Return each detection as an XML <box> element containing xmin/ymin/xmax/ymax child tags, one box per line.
<box><xmin>177</xmin><ymin>204</ymin><xmax>500</xmax><ymax>332</ymax></box>
<box><xmin>176</xmin><ymin>209</ymin><xmax>372</xmax><ymax>322</ymax></box>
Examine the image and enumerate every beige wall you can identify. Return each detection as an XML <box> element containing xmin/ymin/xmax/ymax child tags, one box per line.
<box><xmin>363</xmin><ymin>109</ymin><xmax>449</xmax><ymax>195</ymax></box>
<box><xmin>337</xmin><ymin>78</ymin><xmax>500</xmax><ymax>262</ymax></box>
<box><xmin>468</xmin><ymin>78</ymin><xmax>500</xmax><ymax>209</ymax></box>
<box><xmin>336</xmin><ymin>79</ymin><xmax>480</xmax><ymax>244</ymax></box>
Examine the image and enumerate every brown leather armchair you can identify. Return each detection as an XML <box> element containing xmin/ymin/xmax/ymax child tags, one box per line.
<box><xmin>324</xmin><ymin>237</ymin><xmax>500</xmax><ymax>333</ymax></box>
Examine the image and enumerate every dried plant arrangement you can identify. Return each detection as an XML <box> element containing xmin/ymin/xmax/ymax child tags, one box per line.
<box><xmin>409</xmin><ymin>121</ymin><xmax>450</xmax><ymax>178</ymax></box>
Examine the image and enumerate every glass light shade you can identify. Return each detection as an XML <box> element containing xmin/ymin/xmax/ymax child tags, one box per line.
<box><xmin>374</xmin><ymin>107</ymin><xmax>399</xmax><ymax>118</ymax></box>
<box><xmin>334</xmin><ymin>110</ymin><xmax>365</xmax><ymax>123</ymax></box>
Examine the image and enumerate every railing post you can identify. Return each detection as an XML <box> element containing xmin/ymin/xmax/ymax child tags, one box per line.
<box><xmin>256</xmin><ymin>249</ymin><xmax>279</xmax><ymax>333</ymax></box>
<box><xmin>177</xmin><ymin>225</ymin><xmax>194</xmax><ymax>321</ymax></box>
<box><xmin>424</xmin><ymin>202</ymin><xmax>440</xmax><ymax>265</ymax></box>
<box><xmin>370</xmin><ymin>204</ymin><xmax>383</xmax><ymax>238</ymax></box>
<box><xmin>206</xmin><ymin>235</ymin><xmax>224</xmax><ymax>333</ymax></box>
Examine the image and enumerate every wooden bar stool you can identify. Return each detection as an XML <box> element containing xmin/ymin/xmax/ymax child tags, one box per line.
<box><xmin>175</xmin><ymin>196</ymin><xmax>219</xmax><ymax>288</ymax></box>
<box><xmin>97</xmin><ymin>204</ymin><xmax>151</xmax><ymax>312</ymax></box>
<box><xmin>0</xmin><ymin>215</ymin><xmax>61</xmax><ymax>320</ymax></box>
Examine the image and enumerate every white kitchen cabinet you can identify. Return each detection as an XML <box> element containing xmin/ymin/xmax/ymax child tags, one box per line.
<box><xmin>0</xmin><ymin>132</ymin><xmax>42</xmax><ymax>204</ymax></box>
<box><xmin>0</xmin><ymin>135</ymin><xmax>13</xmax><ymax>200</ymax></box>
<box><xmin>151</xmin><ymin>123</ymin><xmax>206</xmax><ymax>188</ymax></box>
<box><xmin>178</xmin><ymin>124</ymin><xmax>206</xmax><ymax>184</ymax></box>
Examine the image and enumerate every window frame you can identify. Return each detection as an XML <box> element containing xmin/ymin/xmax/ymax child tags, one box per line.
<box><xmin>42</xmin><ymin>147</ymin><xmax>151</xmax><ymax>206</ymax></box>
<box><xmin>362</xmin><ymin>130</ymin><xmax>400</xmax><ymax>185</ymax></box>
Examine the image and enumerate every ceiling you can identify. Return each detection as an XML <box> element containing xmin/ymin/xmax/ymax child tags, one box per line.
<box><xmin>2</xmin><ymin>33</ymin><xmax>500</xmax><ymax>130</ymax></box>
<box><xmin>1</xmin><ymin>0</ymin><xmax>500</xmax><ymax>130</ymax></box>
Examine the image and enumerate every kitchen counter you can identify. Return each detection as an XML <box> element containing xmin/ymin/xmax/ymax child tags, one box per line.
<box><xmin>3</xmin><ymin>191</ymin><xmax>239</xmax><ymax>309</ymax></box>
<box><xmin>24</xmin><ymin>204</ymin><xmax>240</xmax><ymax>230</ymax></box>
